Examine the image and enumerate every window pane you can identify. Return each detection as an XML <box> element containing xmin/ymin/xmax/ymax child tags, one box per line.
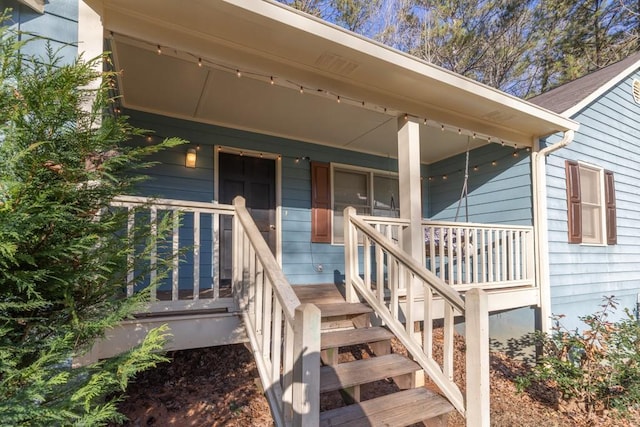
<box><xmin>373</xmin><ymin>175</ymin><xmax>400</xmax><ymax>218</ymax></box>
<box><xmin>334</xmin><ymin>170</ymin><xmax>368</xmax><ymax>209</ymax></box>
<box><xmin>582</xmin><ymin>205</ymin><xmax>601</xmax><ymax>243</ymax></box>
<box><xmin>580</xmin><ymin>167</ymin><xmax>599</xmax><ymax>205</ymax></box>
<box><xmin>333</xmin><ymin>169</ymin><xmax>369</xmax><ymax>242</ymax></box>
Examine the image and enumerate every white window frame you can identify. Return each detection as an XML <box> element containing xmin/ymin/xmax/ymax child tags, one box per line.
<box><xmin>330</xmin><ymin>163</ymin><xmax>399</xmax><ymax>244</ymax></box>
<box><xmin>578</xmin><ymin>161</ymin><xmax>607</xmax><ymax>246</ymax></box>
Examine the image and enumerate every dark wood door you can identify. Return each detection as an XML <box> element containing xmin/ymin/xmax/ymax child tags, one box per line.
<box><xmin>219</xmin><ymin>152</ymin><xmax>276</xmax><ymax>282</ymax></box>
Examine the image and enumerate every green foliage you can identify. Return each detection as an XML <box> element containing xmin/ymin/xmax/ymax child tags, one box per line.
<box><xmin>0</xmin><ymin>12</ymin><xmax>185</xmax><ymax>425</ymax></box>
<box><xmin>518</xmin><ymin>296</ymin><xmax>640</xmax><ymax>416</ymax></box>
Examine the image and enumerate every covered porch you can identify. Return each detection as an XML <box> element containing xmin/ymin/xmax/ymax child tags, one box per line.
<box><xmin>79</xmin><ymin>1</ymin><xmax>579</xmax><ymax>425</ymax></box>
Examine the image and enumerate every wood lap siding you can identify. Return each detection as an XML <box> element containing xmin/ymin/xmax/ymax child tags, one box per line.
<box><xmin>565</xmin><ymin>160</ymin><xmax>582</xmax><ymax>243</ymax></box>
<box><xmin>311</xmin><ymin>162</ymin><xmax>331</xmax><ymax>243</ymax></box>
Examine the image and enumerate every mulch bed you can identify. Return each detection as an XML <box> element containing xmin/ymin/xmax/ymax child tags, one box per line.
<box><xmin>114</xmin><ymin>331</ymin><xmax>640</xmax><ymax>426</ymax></box>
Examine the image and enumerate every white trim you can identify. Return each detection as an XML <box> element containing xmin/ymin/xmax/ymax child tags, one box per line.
<box><xmin>563</xmin><ymin>60</ymin><xmax>640</xmax><ymax>117</ymax></box>
<box><xmin>214</xmin><ymin>145</ymin><xmax>283</xmax><ymax>265</ymax></box>
<box><xmin>16</xmin><ymin>0</ymin><xmax>44</xmax><ymax>13</ymax></box>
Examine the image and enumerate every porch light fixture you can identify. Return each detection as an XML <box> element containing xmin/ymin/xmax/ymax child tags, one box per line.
<box><xmin>185</xmin><ymin>148</ymin><xmax>197</xmax><ymax>168</ymax></box>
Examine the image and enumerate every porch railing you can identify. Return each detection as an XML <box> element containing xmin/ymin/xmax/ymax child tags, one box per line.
<box><xmin>111</xmin><ymin>195</ymin><xmax>236</xmax><ymax>313</ymax></box>
<box><xmin>423</xmin><ymin>220</ymin><xmax>535</xmax><ymax>290</ymax></box>
<box><xmin>232</xmin><ymin>196</ymin><xmax>320</xmax><ymax>427</ymax></box>
<box><xmin>345</xmin><ymin>207</ymin><xmax>490</xmax><ymax>426</ymax></box>
<box><xmin>358</xmin><ymin>215</ymin><xmax>535</xmax><ymax>290</ymax></box>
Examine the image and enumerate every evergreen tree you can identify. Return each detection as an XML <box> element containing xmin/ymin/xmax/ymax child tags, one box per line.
<box><xmin>0</xmin><ymin>13</ymin><xmax>183</xmax><ymax>426</ymax></box>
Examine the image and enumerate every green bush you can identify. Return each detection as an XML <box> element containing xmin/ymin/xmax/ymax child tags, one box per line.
<box><xmin>518</xmin><ymin>296</ymin><xmax>640</xmax><ymax>416</ymax></box>
<box><xmin>0</xmin><ymin>12</ymin><xmax>184</xmax><ymax>426</ymax></box>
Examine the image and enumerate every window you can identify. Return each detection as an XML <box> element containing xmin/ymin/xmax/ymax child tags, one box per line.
<box><xmin>565</xmin><ymin>160</ymin><xmax>616</xmax><ymax>245</ymax></box>
<box><xmin>332</xmin><ymin>165</ymin><xmax>399</xmax><ymax>243</ymax></box>
<box><xmin>310</xmin><ymin>162</ymin><xmax>399</xmax><ymax>244</ymax></box>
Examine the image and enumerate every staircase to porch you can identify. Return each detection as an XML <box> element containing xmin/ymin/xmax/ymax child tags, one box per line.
<box><xmin>296</xmin><ymin>284</ymin><xmax>454</xmax><ymax>426</ymax></box>
<box><xmin>79</xmin><ymin>195</ymin><xmax>490</xmax><ymax>426</ymax></box>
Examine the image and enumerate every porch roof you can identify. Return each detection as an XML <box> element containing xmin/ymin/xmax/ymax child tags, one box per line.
<box><xmin>87</xmin><ymin>0</ymin><xmax>578</xmax><ymax>164</ymax></box>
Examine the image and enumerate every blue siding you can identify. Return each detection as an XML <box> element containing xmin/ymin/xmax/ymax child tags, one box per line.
<box><xmin>544</xmin><ymin>69</ymin><xmax>640</xmax><ymax>331</ymax></box>
<box><xmin>426</xmin><ymin>144</ymin><xmax>533</xmax><ymax>225</ymax></box>
<box><xmin>126</xmin><ymin>110</ymin><xmax>402</xmax><ymax>285</ymax></box>
<box><xmin>1</xmin><ymin>0</ymin><xmax>78</xmax><ymax>64</ymax></box>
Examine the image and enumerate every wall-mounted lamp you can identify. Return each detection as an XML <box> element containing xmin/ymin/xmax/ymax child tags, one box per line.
<box><xmin>185</xmin><ymin>148</ymin><xmax>197</xmax><ymax>168</ymax></box>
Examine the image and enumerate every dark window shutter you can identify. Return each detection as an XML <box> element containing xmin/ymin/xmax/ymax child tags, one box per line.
<box><xmin>604</xmin><ymin>170</ymin><xmax>617</xmax><ymax>245</ymax></box>
<box><xmin>311</xmin><ymin>162</ymin><xmax>331</xmax><ymax>243</ymax></box>
<box><xmin>565</xmin><ymin>160</ymin><xmax>582</xmax><ymax>244</ymax></box>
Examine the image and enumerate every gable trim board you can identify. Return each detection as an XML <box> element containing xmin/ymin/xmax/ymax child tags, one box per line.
<box><xmin>563</xmin><ymin>55</ymin><xmax>640</xmax><ymax>117</ymax></box>
<box><xmin>16</xmin><ymin>0</ymin><xmax>44</xmax><ymax>13</ymax></box>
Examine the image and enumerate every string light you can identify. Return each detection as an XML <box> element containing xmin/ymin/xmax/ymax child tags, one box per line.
<box><xmin>117</xmin><ymin>35</ymin><xmax>526</xmax><ymax>151</ymax></box>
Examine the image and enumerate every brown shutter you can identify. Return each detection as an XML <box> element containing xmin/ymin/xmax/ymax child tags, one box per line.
<box><xmin>604</xmin><ymin>170</ymin><xmax>617</xmax><ymax>245</ymax></box>
<box><xmin>311</xmin><ymin>162</ymin><xmax>331</xmax><ymax>243</ymax></box>
<box><xmin>565</xmin><ymin>160</ymin><xmax>582</xmax><ymax>244</ymax></box>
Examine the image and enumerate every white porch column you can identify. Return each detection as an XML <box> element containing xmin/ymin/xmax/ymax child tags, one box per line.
<box><xmin>397</xmin><ymin>117</ymin><xmax>423</xmax><ymax>262</ymax></box>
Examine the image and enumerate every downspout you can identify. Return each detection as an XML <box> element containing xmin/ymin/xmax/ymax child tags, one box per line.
<box><xmin>532</xmin><ymin>129</ymin><xmax>575</xmax><ymax>333</ymax></box>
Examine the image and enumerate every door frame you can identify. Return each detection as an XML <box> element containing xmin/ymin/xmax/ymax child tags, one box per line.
<box><xmin>214</xmin><ymin>145</ymin><xmax>282</xmax><ymax>266</ymax></box>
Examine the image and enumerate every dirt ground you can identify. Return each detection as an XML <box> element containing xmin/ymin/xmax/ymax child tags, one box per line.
<box><xmin>114</xmin><ymin>333</ymin><xmax>640</xmax><ymax>427</ymax></box>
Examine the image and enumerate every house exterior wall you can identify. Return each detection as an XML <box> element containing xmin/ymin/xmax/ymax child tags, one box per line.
<box><xmin>1</xmin><ymin>0</ymin><xmax>78</xmax><ymax>64</ymax></box>
<box><xmin>128</xmin><ymin>109</ymin><xmax>403</xmax><ymax>286</ymax></box>
<box><xmin>544</xmin><ymin>70</ymin><xmax>640</xmax><ymax>331</ymax></box>
<box><xmin>426</xmin><ymin>144</ymin><xmax>533</xmax><ymax>226</ymax></box>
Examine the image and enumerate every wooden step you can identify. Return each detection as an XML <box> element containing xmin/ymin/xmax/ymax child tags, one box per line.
<box><xmin>316</xmin><ymin>302</ymin><xmax>372</xmax><ymax>318</ymax></box>
<box><xmin>320</xmin><ymin>353</ymin><xmax>420</xmax><ymax>393</ymax></box>
<box><xmin>321</xmin><ymin>326</ymin><xmax>394</xmax><ymax>350</ymax></box>
<box><xmin>319</xmin><ymin>387</ymin><xmax>454</xmax><ymax>427</ymax></box>
<box><xmin>294</xmin><ymin>284</ymin><xmax>345</xmax><ymax>304</ymax></box>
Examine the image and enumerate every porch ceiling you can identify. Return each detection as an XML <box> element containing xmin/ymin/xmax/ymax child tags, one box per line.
<box><xmin>87</xmin><ymin>0</ymin><xmax>578</xmax><ymax>164</ymax></box>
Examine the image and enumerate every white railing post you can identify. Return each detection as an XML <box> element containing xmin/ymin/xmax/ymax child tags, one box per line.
<box><xmin>465</xmin><ymin>288</ymin><xmax>490</xmax><ymax>427</ymax></box>
<box><xmin>292</xmin><ymin>303</ymin><xmax>321</xmax><ymax>427</ymax></box>
<box><xmin>344</xmin><ymin>207</ymin><xmax>358</xmax><ymax>303</ymax></box>
<box><xmin>232</xmin><ymin>196</ymin><xmax>246</xmax><ymax>308</ymax></box>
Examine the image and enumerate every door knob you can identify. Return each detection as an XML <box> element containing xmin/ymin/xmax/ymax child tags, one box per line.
<box><xmin>270</xmin><ymin>224</ymin><xmax>276</xmax><ymax>230</ymax></box>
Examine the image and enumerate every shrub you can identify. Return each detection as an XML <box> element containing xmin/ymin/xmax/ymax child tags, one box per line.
<box><xmin>0</xmin><ymin>12</ymin><xmax>184</xmax><ymax>425</ymax></box>
<box><xmin>518</xmin><ymin>296</ymin><xmax>640</xmax><ymax>416</ymax></box>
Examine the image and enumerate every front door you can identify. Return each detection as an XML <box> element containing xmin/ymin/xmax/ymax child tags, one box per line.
<box><xmin>219</xmin><ymin>152</ymin><xmax>276</xmax><ymax>282</ymax></box>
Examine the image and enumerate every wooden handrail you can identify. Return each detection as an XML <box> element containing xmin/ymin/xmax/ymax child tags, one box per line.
<box><xmin>345</xmin><ymin>207</ymin><xmax>490</xmax><ymax>426</ymax></box>
<box><xmin>349</xmin><ymin>212</ymin><xmax>466</xmax><ymax>313</ymax></box>
<box><xmin>232</xmin><ymin>196</ymin><xmax>301</xmax><ymax>323</ymax></box>
<box><xmin>232</xmin><ymin>196</ymin><xmax>320</xmax><ymax>426</ymax></box>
